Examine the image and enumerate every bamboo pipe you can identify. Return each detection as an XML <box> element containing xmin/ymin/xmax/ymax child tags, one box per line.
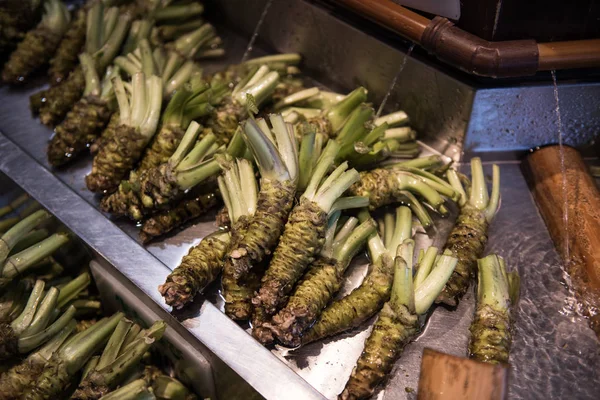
<box><xmin>334</xmin><ymin>0</ymin><xmax>600</xmax><ymax>77</ymax></box>
<box><xmin>522</xmin><ymin>145</ymin><xmax>600</xmax><ymax>339</ymax></box>
<box><xmin>417</xmin><ymin>349</ymin><xmax>508</xmax><ymax>400</ymax></box>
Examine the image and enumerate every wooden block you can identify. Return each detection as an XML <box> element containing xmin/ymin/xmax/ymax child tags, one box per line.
<box><xmin>417</xmin><ymin>348</ymin><xmax>508</xmax><ymax>400</ymax></box>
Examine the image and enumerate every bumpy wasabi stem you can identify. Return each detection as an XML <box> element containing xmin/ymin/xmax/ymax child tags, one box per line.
<box><xmin>348</xmin><ymin>168</ymin><xmax>448</xmax><ymax>214</ymax></box>
<box><xmin>47</xmin><ymin>58</ymin><xmax>118</xmax><ymax>167</ymax></box>
<box><xmin>340</xmin><ymin>247</ymin><xmax>457</xmax><ymax>399</ymax></box>
<box><xmin>222</xmin><ymin>116</ymin><xmax>298</xmax><ymax>320</ymax></box>
<box><xmin>0</xmin><ymin>320</ymin><xmax>75</xmax><ymax>400</ymax></box>
<box><xmin>48</xmin><ymin>8</ymin><xmax>86</xmax><ymax>85</ymax></box>
<box><xmin>100</xmin><ymin>124</ymin><xmax>232</xmax><ymax>220</ymax></box>
<box><xmin>36</xmin><ymin>12</ymin><xmax>131</xmax><ymax>126</ymax></box>
<box><xmin>160</xmin><ymin>159</ymin><xmax>257</xmax><ymax>310</ymax></box>
<box><xmin>469</xmin><ymin>254</ymin><xmax>518</xmax><ymax>364</ymax></box>
<box><xmin>302</xmin><ymin>210</ymin><xmax>413</xmax><ymax>345</ymax></box>
<box><xmin>436</xmin><ymin>159</ymin><xmax>501</xmax><ymax>306</ymax></box>
<box><xmin>86</xmin><ymin>73</ymin><xmax>163</xmax><ymax>193</ymax></box>
<box><xmin>90</xmin><ymin>112</ymin><xmax>121</xmax><ymax>155</ymax></box>
<box><xmin>21</xmin><ymin>313</ymin><xmax>124</xmax><ymax>400</ymax></box>
<box><xmin>269</xmin><ymin>218</ymin><xmax>377</xmax><ymax>347</ymax></box>
<box><xmin>159</xmin><ymin>231</ymin><xmax>230</xmax><ymax>309</ymax></box>
<box><xmin>139</xmin><ymin>193</ymin><xmax>219</xmax><ymax>243</ymax></box>
<box><xmin>1</xmin><ymin>0</ymin><xmax>70</xmax><ymax>84</ymax></box>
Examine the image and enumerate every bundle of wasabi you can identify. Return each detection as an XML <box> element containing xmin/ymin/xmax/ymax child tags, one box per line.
<box><xmin>0</xmin><ymin>211</ymin><xmax>70</xmax><ymax>288</ymax></box>
<box><xmin>47</xmin><ymin>54</ymin><xmax>120</xmax><ymax>167</ymax></box>
<box><xmin>71</xmin><ymin>319</ymin><xmax>166</xmax><ymax>400</ymax></box>
<box><xmin>298</xmin><ymin>86</ymin><xmax>367</xmax><ymax>138</ymax></box>
<box><xmin>0</xmin><ymin>0</ymin><xmax>43</xmax><ymax>57</ymax></box>
<box><xmin>32</xmin><ymin>2</ymin><xmax>131</xmax><ymax>126</ymax></box>
<box><xmin>159</xmin><ymin>158</ymin><xmax>258</xmax><ymax>310</ymax></box>
<box><xmin>201</xmin><ymin>55</ymin><xmax>300</xmax><ymax>144</ymax></box>
<box><xmin>136</xmin><ymin>77</ymin><xmax>227</xmax><ymax>172</ymax></box>
<box><xmin>1</xmin><ymin>0</ymin><xmax>69</xmax><ymax>84</ymax></box>
<box><xmin>252</xmin><ymin>143</ymin><xmax>363</xmax><ymax>338</ymax></box>
<box><xmin>0</xmin><ymin>274</ymin><xmax>90</xmax><ymax>360</ymax></box>
<box><xmin>48</xmin><ymin>7</ymin><xmax>86</xmax><ymax>85</ymax></box>
<box><xmin>86</xmin><ymin>71</ymin><xmax>163</xmax><ymax>193</ymax></box>
<box><xmin>436</xmin><ymin>158</ymin><xmax>500</xmax><ymax>306</ymax></box>
<box><xmin>267</xmin><ymin>214</ymin><xmax>377</xmax><ymax>346</ymax></box>
<box><xmin>469</xmin><ymin>254</ymin><xmax>519</xmax><ymax>364</ymax></box>
<box><xmin>222</xmin><ymin>115</ymin><xmax>299</xmax><ymax>320</ymax></box>
<box><xmin>347</xmin><ymin>166</ymin><xmax>456</xmax><ymax>215</ymax></box>
<box><xmin>340</xmin><ymin>244</ymin><xmax>458</xmax><ymax>400</ymax></box>
<box><xmin>0</xmin><ymin>320</ymin><xmax>76</xmax><ymax>399</ymax></box>
<box><xmin>139</xmin><ymin>193</ymin><xmax>219</xmax><ymax>243</ymax></box>
<box><xmin>20</xmin><ymin>312</ymin><xmax>123</xmax><ymax>399</ymax></box>
<box><xmin>100</xmin><ymin>121</ymin><xmax>244</xmax><ymax>219</ymax></box>
<box><xmin>335</xmin><ymin>108</ymin><xmax>420</xmax><ymax>168</ymax></box>
<box><xmin>301</xmin><ymin>207</ymin><xmax>413</xmax><ymax>345</ymax></box>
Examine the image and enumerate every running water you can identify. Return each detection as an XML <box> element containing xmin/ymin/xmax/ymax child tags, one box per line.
<box><xmin>551</xmin><ymin>70</ymin><xmax>580</xmax><ymax>316</ymax></box>
<box><xmin>375</xmin><ymin>43</ymin><xmax>415</xmax><ymax>119</ymax></box>
<box><xmin>241</xmin><ymin>0</ymin><xmax>274</xmax><ymax>63</ymax></box>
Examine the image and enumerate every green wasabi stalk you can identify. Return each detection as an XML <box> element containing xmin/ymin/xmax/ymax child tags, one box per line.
<box><xmin>340</xmin><ymin>246</ymin><xmax>458</xmax><ymax>399</ymax></box>
<box><xmin>0</xmin><ymin>320</ymin><xmax>76</xmax><ymax>399</ymax></box>
<box><xmin>153</xmin><ymin>3</ymin><xmax>204</xmax><ymax>22</ymax></box>
<box><xmin>48</xmin><ymin>8</ymin><xmax>86</xmax><ymax>85</ymax></box>
<box><xmin>373</xmin><ymin>110</ymin><xmax>409</xmax><ymax>128</ymax></box>
<box><xmin>152</xmin><ymin>375</ymin><xmax>197</xmax><ymax>400</ymax></box>
<box><xmin>202</xmin><ymin>67</ymin><xmax>281</xmax><ymax>145</ymax></box>
<box><xmin>301</xmin><ymin>208</ymin><xmax>413</xmax><ymax>345</ymax></box>
<box><xmin>251</xmin><ymin>144</ymin><xmax>362</xmax><ymax>339</ymax></box>
<box><xmin>86</xmin><ymin>72</ymin><xmax>164</xmax><ymax>193</ymax></box>
<box><xmin>36</xmin><ymin>7</ymin><xmax>131</xmax><ymax>127</ymax></box>
<box><xmin>0</xmin><ymin>280</ymin><xmax>30</xmax><ymax>323</ymax></box>
<box><xmin>153</xmin><ymin>19</ymin><xmax>204</xmax><ymax>42</ymax></box>
<box><xmin>268</xmin><ymin>217</ymin><xmax>377</xmax><ymax>346</ymax></box>
<box><xmin>0</xmin><ymin>209</ymin><xmax>51</xmax><ymax>264</ymax></box>
<box><xmin>100</xmin><ymin>122</ymin><xmax>241</xmax><ymax>220</ymax></box>
<box><xmin>302</xmin><ymin>87</ymin><xmax>367</xmax><ymax>137</ymax></box>
<box><xmin>139</xmin><ymin>193</ymin><xmax>219</xmax><ymax>243</ymax></box>
<box><xmin>9</xmin><ymin>229</ymin><xmax>49</xmax><ymax>256</ymax></box>
<box><xmin>100</xmin><ymin>379</ymin><xmax>154</xmax><ymax>400</ymax></box>
<box><xmin>21</xmin><ymin>312</ymin><xmax>124</xmax><ymax>400</ymax></box>
<box><xmin>347</xmin><ymin>168</ymin><xmax>450</xmax><ymax>214</ymax></box>
<box><xmin>1</xmin><ymin>233</ymin><xmax>69</xmax><ymax>288</ymax></box>
<box><xmin>385</xmin><ymin>155</ymin><xmax>445</xmax><ymax>171</ymax></box>
<box><xmin>222</xmin><ymin>115</ymin><xmax>300</xmax><ymax>321</ymax></box>
<box><xmin>160</xmin><ymin>158</ymin><xmax>258</xmax><ymax>310</ymax></box>
<box><xmin>0</xmin><ymin>280</ymin><xmax>77</xmax><ymax>360</ymax></box>
<box><xmin>137</xmin><ymin>81</ymin><xmax>224</xmax><ymax>173</ymax></box>
<box><xmin>1</xmin><ymin>0</ymin><xmax>70</xmax><ymax>84</ymax></box>
<box><xmin>436</xmin><ymin>158</ymin><xmax>501</xmax><ymax>306</ymax></box>
<box><xmin>47</xmin><ymin>56</ymin><xmax>119</xmax><ymax>167</ymax></box>
<box><xmin>166</xmin><ymin>23</ymin><xmax>216</xmax><ymax>60</ymax></box>
<box><xmin>469</xmin><ymin>254</ymin><xmax>519</xmax><ymax>364</ymax></box>
<box><xmin>0</xmin><ymin>193</ymin><xmax>29</xmax><ymax>219</ymax></box>
<box><xmin>71</xmin><ymin>320</ymin><xmax>166</xmax><ymax>400</ymax></box>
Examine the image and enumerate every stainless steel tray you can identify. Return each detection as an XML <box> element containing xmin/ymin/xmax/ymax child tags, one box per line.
<box><xmin>1</xmin><ymin>1</ymin><xmax>599</xmax><ymax>398</ymax></box>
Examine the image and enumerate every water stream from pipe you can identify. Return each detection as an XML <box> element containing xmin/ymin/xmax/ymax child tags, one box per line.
<box><xmin>241</xmin><ymin>0</ymin><xmax>274</xmax><ymax>63</ymax></box>
<box><xmin>375</xmin><ymin>43</ymin><xmax>415</xmax><ymax>119</ymax></box>
<box><xmin>551</xmin><ymin>70</ymin><xmax>580</xmax><ymax>317</ymax></box>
